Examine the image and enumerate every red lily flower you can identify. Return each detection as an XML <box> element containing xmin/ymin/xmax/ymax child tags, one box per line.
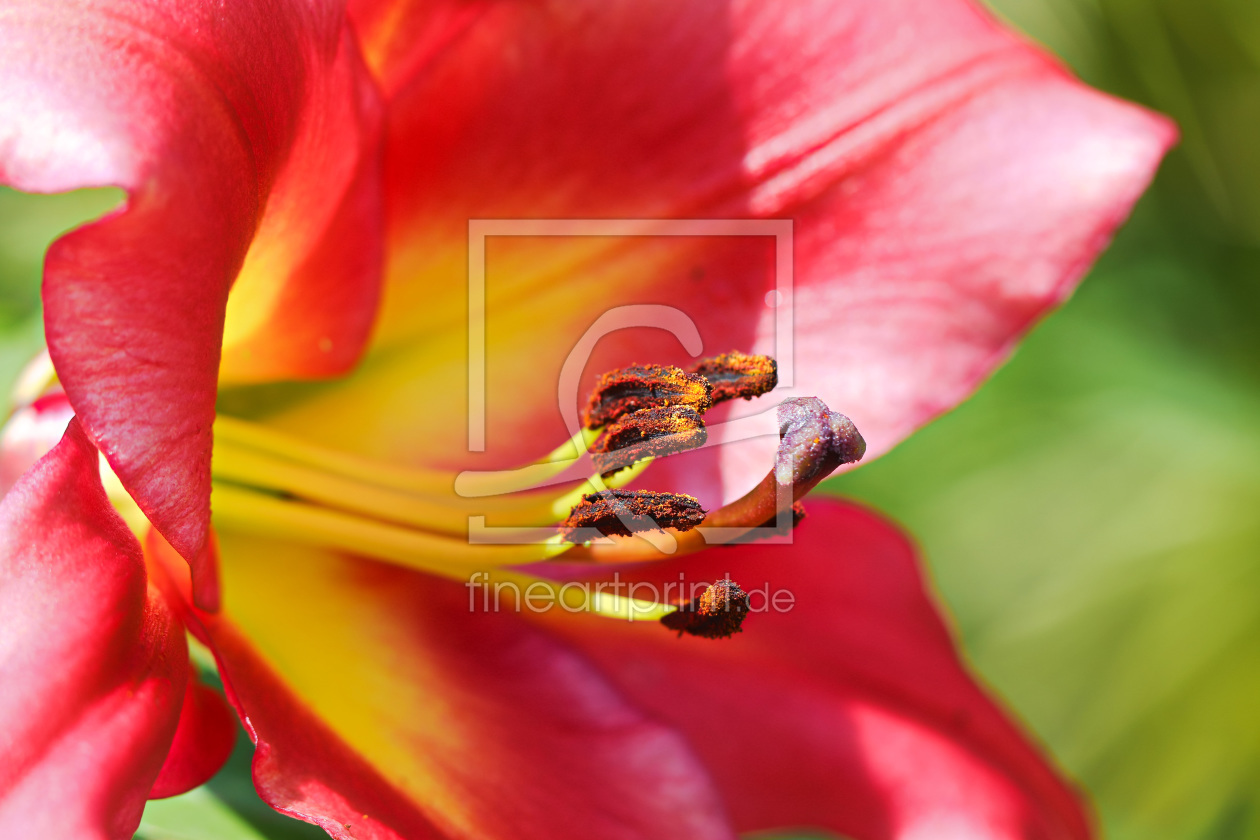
<box><xmin>0</xmin><ymin>1</ymin><xmax>1174</xmax><ymax>839</ymax></box>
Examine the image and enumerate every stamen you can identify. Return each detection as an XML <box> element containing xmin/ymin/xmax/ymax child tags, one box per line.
<box><xmin>212</xmin><ymin>483</ymin><xmax>569</xmax><ymax>576</ymax></box>
<box><xmin>582</xmin><ymin>365</ymin><xmax>712</xmax><ymax>428</ymax></box>
<box><xmin>559</xmin><ymin>489</ymin><xmax>706</xmax><ymax>542</ymax></box>
<box><xmin>660</xmin><ymin>579</ymin><xmax>750</xmax><ymax>639</ymax></box>
<box><xmin>590</xmin><ymin>405</ymin><xmax>707</xmax><ymax>476</ymax></box>
<box><xmin>689</xmin><ymin>351</ymin><xmax>778</xmax><ymax>404</ymax></box>
<box><xmin>566</xmin><ymin>396</ymin><xmax>865</xmax><ymax>562</ymax></box>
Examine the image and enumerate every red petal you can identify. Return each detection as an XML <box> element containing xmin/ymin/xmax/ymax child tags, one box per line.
<box><xmin>535</xmin><ymin>500</ymin><xmax>1093</xmax><ymax>839</ymax></box>
<box><xmin>148</xmin><ymin>531</ymin><xmax>736</xmax><ymax>840</ymax></box>
<box><xmin>0</xmin><ymin>419</ymin><xmax>186</xmax><ymax>840</ymax></box>
<box><xmin>0</xmin><ymin>2</ymin><xmax>383</xmax><ymax>592</ymax></box>
<box><xmin>269</xmin><ymin>0</ymin><xmax>1169</xmax><ymax>493</ymax></box>
<box><xmin>148</xmin><ymin>673</ymin><xmax>237</xmax><ymax>800</ymax></box>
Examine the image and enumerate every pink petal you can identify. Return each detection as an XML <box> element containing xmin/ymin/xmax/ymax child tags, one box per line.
<box><xmin>148</xmin><ymin>530</ymin><xmax>736</xmax><ymax>840</ymax></box>
<box><xmin>0</xmin><ymin>1</ymin><xmax>383</xmax><ymax>595</ymax></box>
<box><xmin>536</xmin><ymin>499</ymin><xmax>1093</xmax><ymax>839</ymax></box>
<box><xmin>0</xmin><ymin>419</ymin><xmax>186</xmax><ymax>840</ymax></box>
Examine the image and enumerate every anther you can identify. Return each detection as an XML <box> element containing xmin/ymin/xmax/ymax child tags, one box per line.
<box><xmin>660</xmin><ymin>579</ymin><xmax>750</xmax><ymax>639</ymax></box>
<box><xmin>582</xmin><ymin>365</ymin><xmax>712</xmax><ymax>428</ymax></box>
<box><xmin>559</xmin><ymin>489</ymin><xmax>706</xmax><ymax>542</ymax></box>
<box><xmin>590</xmin><ymin>405</ymin><xmax>708</xmax><ymax>476</ymax></box>
<box><xmin>689</xmin><ymin>351</ymin><xmax>778</xmax><ymax>404</ymax></box>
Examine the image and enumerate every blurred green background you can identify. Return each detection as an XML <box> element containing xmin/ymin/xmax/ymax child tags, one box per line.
<box><xmin>1</xmin><ymin>1</ymin><xmax>1257</xmax><ymax>838</ymax></box>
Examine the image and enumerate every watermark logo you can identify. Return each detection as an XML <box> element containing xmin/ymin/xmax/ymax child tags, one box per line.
<box><xmin>459</xmin><ymin>218</ymin><xmax>797</xmax><ymax>549</ymax></box>
<box><xmin>465</xmin><ymin>571</ymin><xmax>796</xmax><ymax>618</ymax></box>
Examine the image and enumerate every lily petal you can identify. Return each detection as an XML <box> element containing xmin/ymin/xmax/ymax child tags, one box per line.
<box><xmin>148</xmin><ymin>531</ymin><xmax>735</xmax><ymax>840</ymax></box>
<box><xmin>253</xmin><ymin>0</ymin><xmax>1171</xmax><ymax>500</ymax></box>
<box><xmin>148</xmin><ymin>672</ymin><xmax>237</xmax><ymax>800</ymax></box>
<box><xmin>0</xmin><ymin>419</ymin><xmax>186</xmax><ymax>840</ymax></box>
<box><xmin>536</xmin><ymin>499</ymin><xmax>1092</xmax><ymax>839</ymax></box>
<box><xmin>0</xmin><ymin>1</ymin><xmax>383</xmax><ymax>582</ymax></box>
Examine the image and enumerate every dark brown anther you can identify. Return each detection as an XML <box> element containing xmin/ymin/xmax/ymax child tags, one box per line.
<box><xmin>689</xmin><ymin>351</ymin><xmax>778</xmax><ymax>404</ymax></box>
<box><xmin>590</xmin><ymin>405</ymin><xmax>708</xmax><ymax>475</ymax></box>
<box><xmin>582</xmin><ymin>365</ymin><xmax>712</xmax><ymax>428</ymax></box>
<box><xmin>774</xmin><ymin>397</ymin><xmax>866</xmax><ymax>487</ymax></box>
<box><xmin>660</xmin><ymin>579</ymin><xmax>750</xmax><ymax>639</ymax></box>
<box><xmin>559</xmin><ymin>489</ymin><xmax>706</xmax><ymax>542</ymax></box>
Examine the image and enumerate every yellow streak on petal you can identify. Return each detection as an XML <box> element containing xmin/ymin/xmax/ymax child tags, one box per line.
<box><xmin>214</xmin><ymin>534</ymin><xmax>475</xmax><ymax>836</ymax></box>
<box><xmin>100</xmin><ymin>453</ymin><xmax>150</xmax><ymax>538</ymax></box>
<box><xmin>214</xmin><ymin>533</ymin><xmax>674</xmax><ymax>836</ymax></box>
<box><xmin>215</xmin><ymin>415</ymin><xmax>454</xmax><ymax>496</ymax></box>
<box><xmin>220</xmin><ymin>245</ymin><xmax>294</xmax><ymax>375</ymax></box>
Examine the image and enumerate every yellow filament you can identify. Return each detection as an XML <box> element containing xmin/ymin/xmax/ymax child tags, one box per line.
<box><xmin>213</xmin><ymin>441</ymin><xmax>578</xmax><ymax>535</ymax></box>
<box><xmin>213</xmin><ymin>484</ymin><xmax>668</xmax><ymax>622</ymax></box>
<box><xmin>478</xmin><ymin>568</ymin><xmax>676</xmax><ymax>622</ymax></box>
<box><xmin>211</xmin><ymin>484</ymin><xmax>570</xmax><ymax>575</ymax></box>
<box><xmin>211</xmin><ymin>413</ymin><xmax>683</xmax><ymax>624</ymax></box>
<box><xmin>452</xmin><ymin>426</ymin><xmax>600</xmax><ymax>497</ymax></box>
<box><xmin>547</xmin><ymin>456</ymin><xmax>654</xmax><ymax>519</ymax></box>
<box><xmin>214</xmin><ymin>415</ymin><xmax>451</xmax><ymax>495</ymax></box>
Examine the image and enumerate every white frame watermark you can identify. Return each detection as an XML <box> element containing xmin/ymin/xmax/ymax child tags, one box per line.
<box><xmin>460</xmin><ymin>218</ymin><xmax>797</xmax><ymax>551</ymax></box>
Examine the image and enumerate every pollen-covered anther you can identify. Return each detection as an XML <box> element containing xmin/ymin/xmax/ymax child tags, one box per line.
<box><xmin>559</xmin><ymin>489</ymin><xmax>706</xmax><ymax>543</ymax></box>
<box><xmin>689</xmin><ymin>351</ymin><xmax>778</xmax><ymax>404</ymax></box>
<box><xmin>590</xmin><ymin>405</ymin><xmax>708</xmax><ymax>476</ymax></box>
<box><xmin>660</xmin><ymin>579</ymin><xmax>750</xmax><ymax>639</ymax></box>
<box><xmin>582</xmin><ymin>365</ymin><xmax>713</xmax><ymax>428</ymax></box>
